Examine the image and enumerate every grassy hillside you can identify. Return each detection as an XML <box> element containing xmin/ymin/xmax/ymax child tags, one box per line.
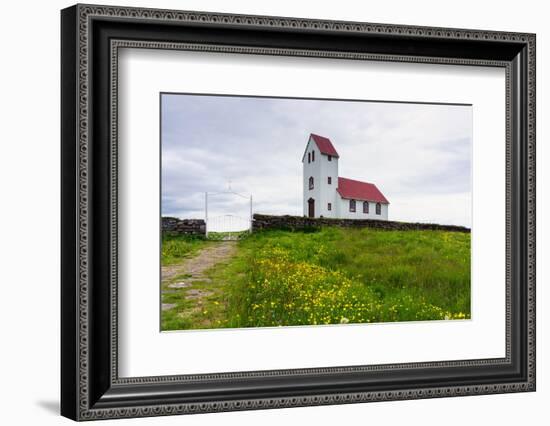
<box><xmin>161</xmin><ymin>227</ymin><xmax>470</xmax><ymax>330</ymax></box>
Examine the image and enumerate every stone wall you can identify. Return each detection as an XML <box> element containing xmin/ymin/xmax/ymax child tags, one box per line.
<box><xmin>162</xmin><ymin>217</ymin><xmax>206</xmax><ymax>236</ymax></box>
<box><xmin>252</xmin><ymin>214</ymin><xmax>470</xmax><ymax>233</ymax></box>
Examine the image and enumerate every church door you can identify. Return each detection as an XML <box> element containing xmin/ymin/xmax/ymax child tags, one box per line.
<box><xmin>308</xmin><ymin>198</ymin><xmax>315</xmax><ymax>218</ymax></box>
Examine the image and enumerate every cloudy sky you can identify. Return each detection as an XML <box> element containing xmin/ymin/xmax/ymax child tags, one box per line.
<box><xmin>161</xmin><ymin>93</ymin><xmax>472</xmax><ymax>227</ymax></box>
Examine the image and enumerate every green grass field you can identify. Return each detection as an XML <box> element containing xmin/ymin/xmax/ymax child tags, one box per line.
<box><xmin>161</xmin><ymin>227</ymin><xmax>470</xmax><ymax>331</ymax></box>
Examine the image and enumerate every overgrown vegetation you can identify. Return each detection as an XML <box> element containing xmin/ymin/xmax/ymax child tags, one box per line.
<box><xmin>161</xmin><ymin>233</ymin><xmax>209</xmax><ymax>265</ymax></box>
<box><xmin>206</xmin><ymin>230</ymin><xmax>251</xmax><ymax>241</ymax></box>
<box><xmin>161</xmin><ymin>227</ymin><xmax>470</xmax><ymax>330</ymax></box>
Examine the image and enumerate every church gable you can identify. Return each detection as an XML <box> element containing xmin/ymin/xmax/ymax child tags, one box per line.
<box><xmin>301</xmin><ymin>133</ymin><xmax>340</xmax><ymax>162</ymax></box>
<box><xmin>310</xmin><ymin>134</ymin><xmax>339</xmax><ymax>158</ymax></box>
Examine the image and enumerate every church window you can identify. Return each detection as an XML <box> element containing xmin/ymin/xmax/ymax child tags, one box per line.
<box><xmin>376</xmin><ymin>203</ymin><xmax>381</xmax><ymax>215</ymax></box>
<box><xmin>328</xmin><ymin>203</ymin><xmax>332</xmax><ymax>211</ymax></box>
<box><xmin>328</xmin><ymin>176</ymin><xmax>332</xmax><ymax>184</ymax></box>
<box><xmin>363</xmin><ymin>201</ymin><xmax>369</xmax><ymax>214</ymax></box>
<box><xmin>349</xmin><ymin>199</ymin><xmax>356</xmax><ymax>212</ymax></box>
<box><xmin>312</xmin><ymin>150</ymin><xmax>315</xmax><ymax>162</ymax></box>
<box><xmin>309</xmin><ymin>176</ymin><xmax>314</xmax><ymax>190</ymax></box>
<box><xmin>328</xmin><ymin>155</ymin><xmax>332</xmax><ymax>161</ymax></box>
<box><xmin>308</xmin><ymin>152</ymin><xmax>311</xmax><ymax>163</ymax></box>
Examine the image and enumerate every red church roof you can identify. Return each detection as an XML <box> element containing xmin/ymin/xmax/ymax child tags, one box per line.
<box><xmin>337</xmin><ymin>177</ymin><xmax>389</xmax><ymax>204</ymax></box>
<box><xmin>310</xmin><ymin>134</ymin><xmax>339</xmax><ymax>158</ymax></box>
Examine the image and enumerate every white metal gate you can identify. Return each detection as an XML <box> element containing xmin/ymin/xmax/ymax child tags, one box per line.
<box><xmin>205</xmin><ymin>189</ymin><xmax>252</xmax><ymax>237</ymax></box>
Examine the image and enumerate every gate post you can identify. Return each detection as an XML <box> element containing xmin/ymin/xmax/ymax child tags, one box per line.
<box><xmin>205</xmin><ymin>192</ymin><xmax>208</xmax><ymax>238</ymax></box>
<box><xmin>249</xmin><ymin>195</ymin><xmax>253</xmax><ymax>233</ymax></box>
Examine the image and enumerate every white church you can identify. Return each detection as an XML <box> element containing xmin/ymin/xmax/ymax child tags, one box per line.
<box><xmin>302</xmin><ymin>133</ymin><xmax>389</xmax><ymax>220</ymax></box>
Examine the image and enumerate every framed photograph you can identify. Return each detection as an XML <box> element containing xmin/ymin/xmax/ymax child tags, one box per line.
<box><xmin>61</xmin><ymin>4</ymin><xmax>536</xmax><ymax>421</ymax></box>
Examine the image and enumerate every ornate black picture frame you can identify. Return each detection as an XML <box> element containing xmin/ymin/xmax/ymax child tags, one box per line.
<box><xmin>61</xmin><ymin>4</ymin><xmax>536</xmax><ymax>421</ymax></box>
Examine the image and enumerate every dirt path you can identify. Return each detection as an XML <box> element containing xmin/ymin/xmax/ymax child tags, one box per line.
<box><xmin>162</xmin><ymin>241</ymin><xmax>237</xmax><ymax>283</ymax></box>
<box><xmin>161</xmin><ymin>242</ymin><xmax>238</xmax><ymax>316</ymax></box>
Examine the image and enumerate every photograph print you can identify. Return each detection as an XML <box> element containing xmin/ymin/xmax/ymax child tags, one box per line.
<box><xmin>160</xmin><ymin>93</ymin><xmax>472</xmax><ymax>332</ymax></box>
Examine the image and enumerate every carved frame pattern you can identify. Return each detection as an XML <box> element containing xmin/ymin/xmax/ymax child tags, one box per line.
<box><xmin>61</xmin><ymin>3</ymin><xmax>536</xmax><ymax>421</ymax></box>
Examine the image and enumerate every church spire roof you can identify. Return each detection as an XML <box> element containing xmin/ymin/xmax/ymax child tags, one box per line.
<box><xmin>309</xmin><ymin>133</ymin><xmax>340</xmax><ymax>158</ymax></box>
